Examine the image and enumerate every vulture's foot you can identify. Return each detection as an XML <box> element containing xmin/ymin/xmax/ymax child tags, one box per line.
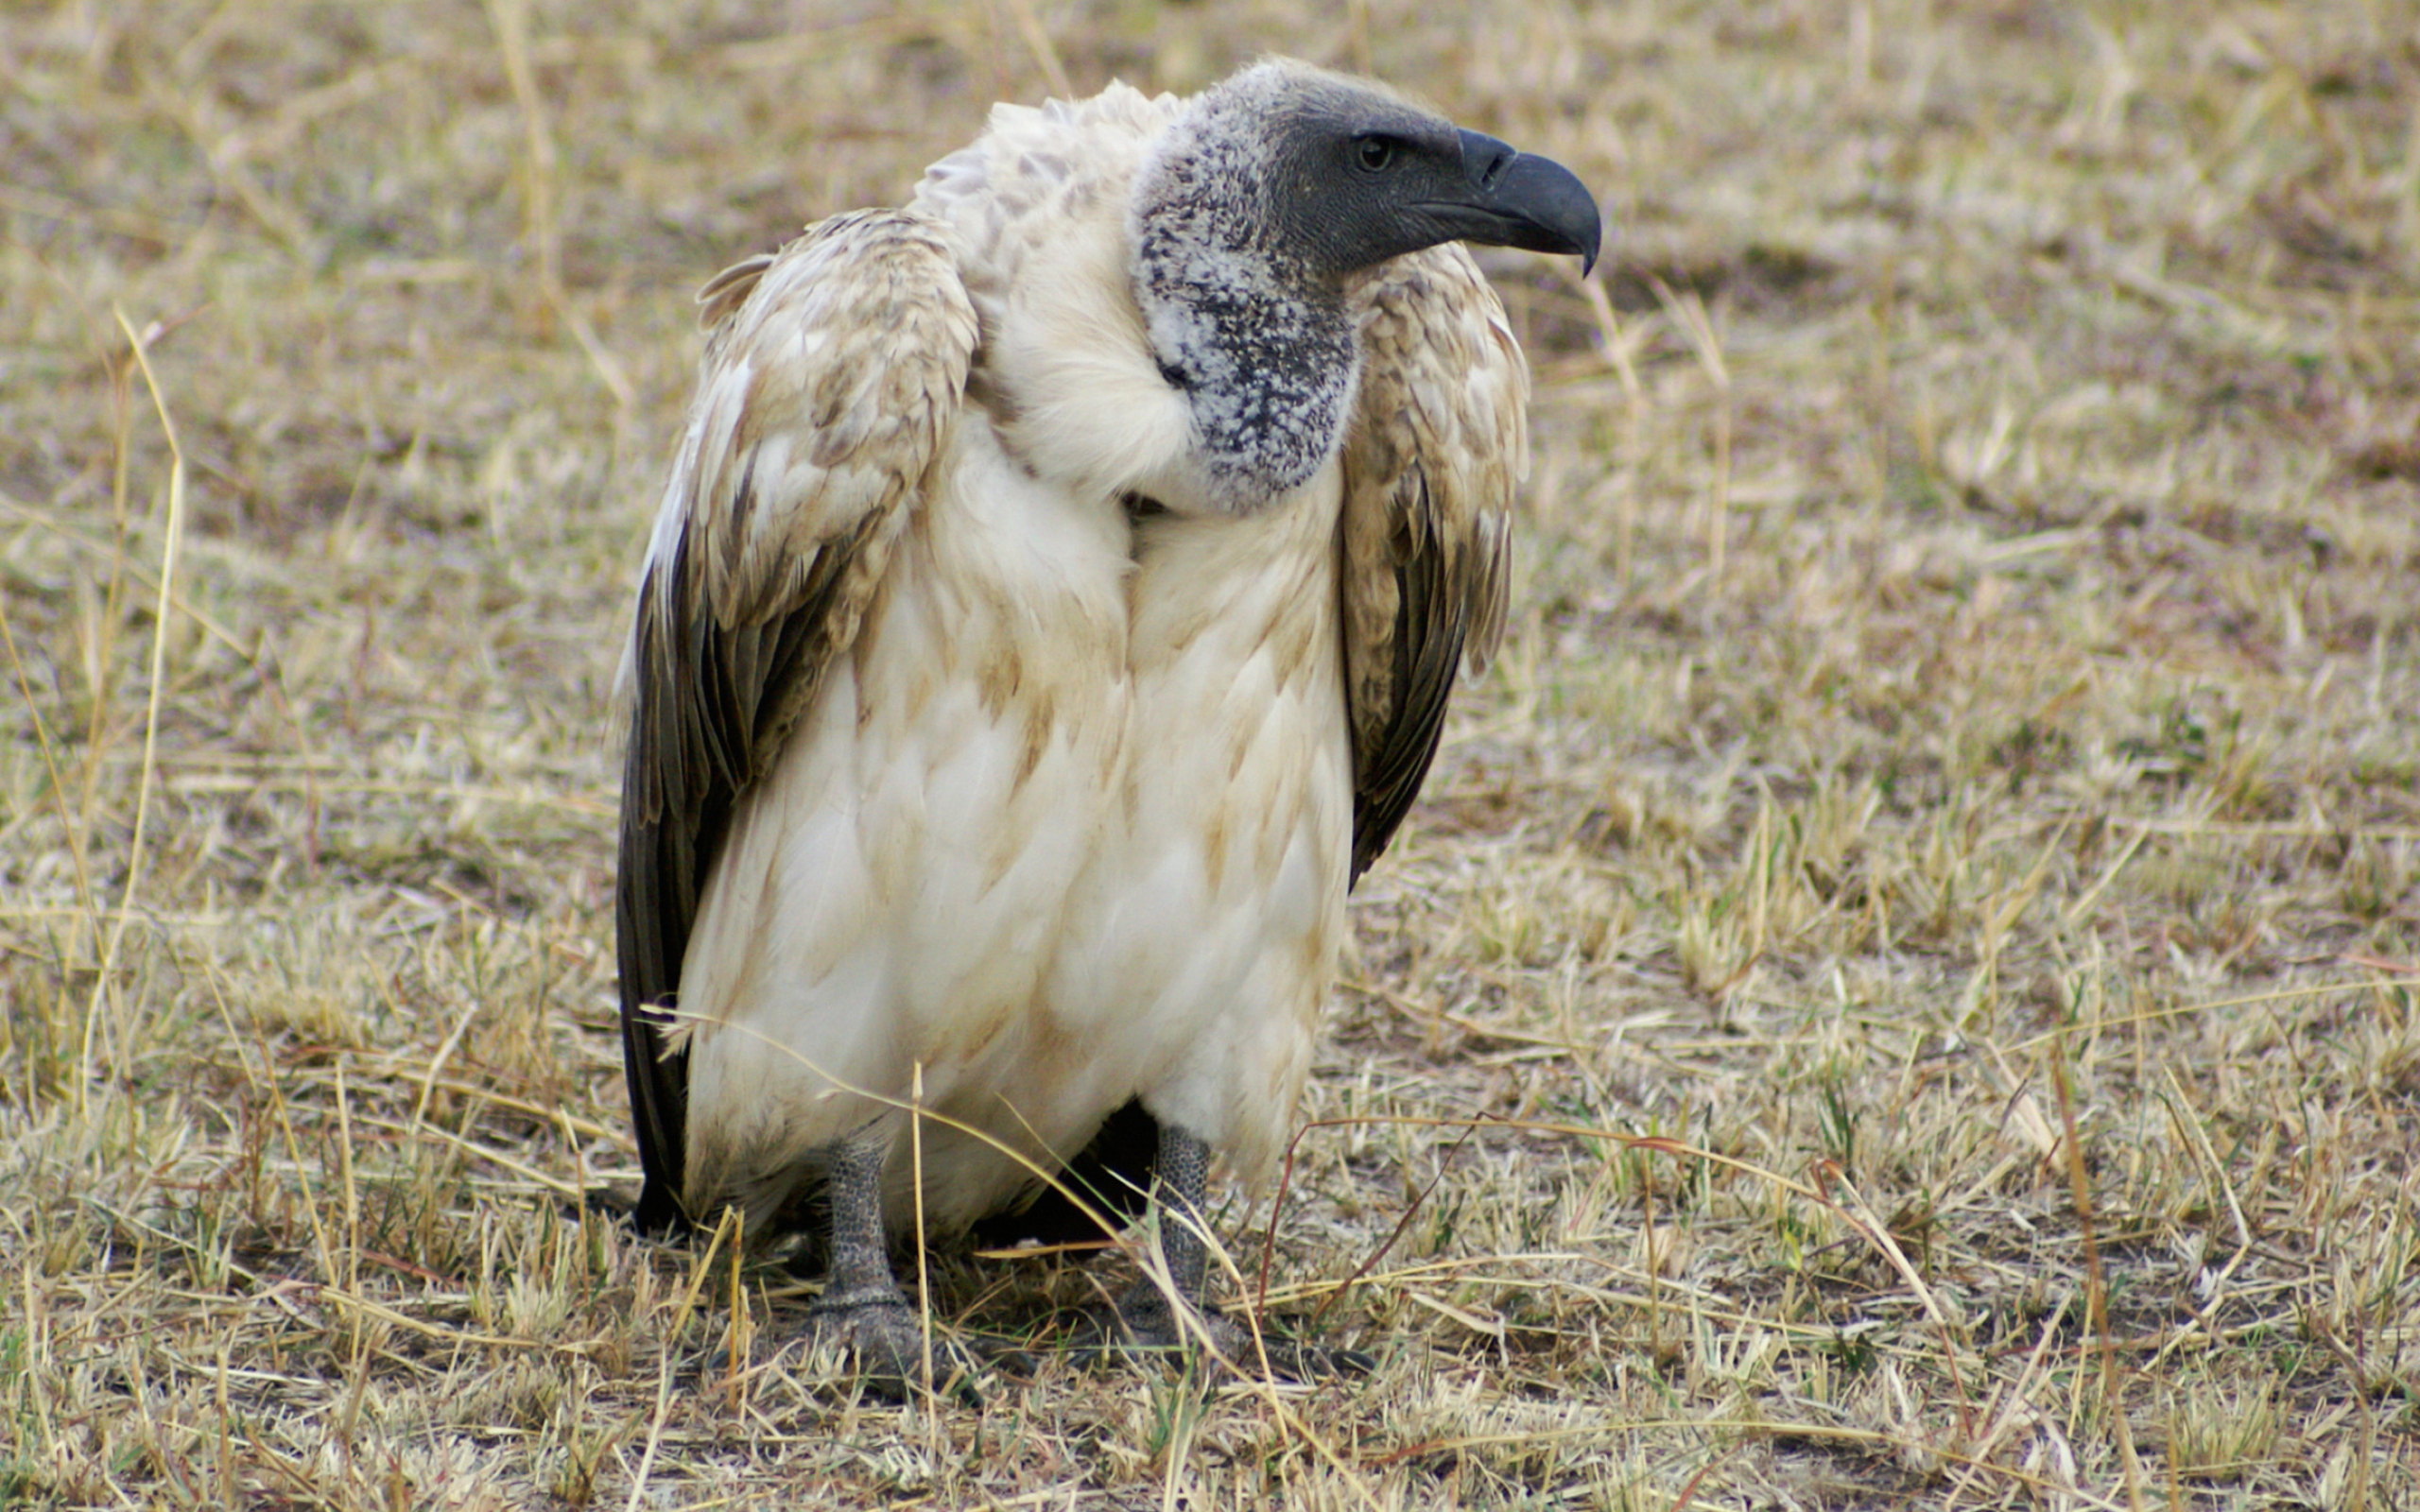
<box><xmin>1067</xmin><ymin>1284</ymin><xmax>1374</xmax><ymax>1382</ymax></box>
<box><xmin>792</xmin><ymin>1131</ymin><xmax>1032</xmax><ymax>1398</ymax></box>
<box><xmin>807</xmin><ymin>1287</ymin><xmax>1017</xmax><ymax>1400</ymax></box>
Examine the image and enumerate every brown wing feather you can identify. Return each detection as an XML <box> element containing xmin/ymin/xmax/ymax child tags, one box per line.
<box><xmin>617</xmin><ymin>210</ymin><xmax>977</xmax><ymax>1231</ymax></box>
<box><xmin>1338</xmin><ymin>247</ymin><xmax>1527</xmax><ymax>883</ymax></box>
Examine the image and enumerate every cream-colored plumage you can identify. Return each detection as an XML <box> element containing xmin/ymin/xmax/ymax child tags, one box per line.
<box><xmin>1044</xmin><ymin>252</ymin><xmax>1531</xmax><ymax>1193</ymax></box>
<box><xmin>616</xmin><ymin>61</ymin><xmax>1597</xmax><ymax>1375</ymax></box>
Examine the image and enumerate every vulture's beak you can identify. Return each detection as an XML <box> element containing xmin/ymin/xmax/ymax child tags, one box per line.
<box><xmin>1429</xmin><ymin>129</ymin><xmax>1604</xmax><ymax>275</ymax></box>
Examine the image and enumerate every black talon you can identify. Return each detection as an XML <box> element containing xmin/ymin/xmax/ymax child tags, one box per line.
<box><xmin>807</xmin><ymin>1290</ymin><xmax>992</xmax><ymax>1401</ymax></box>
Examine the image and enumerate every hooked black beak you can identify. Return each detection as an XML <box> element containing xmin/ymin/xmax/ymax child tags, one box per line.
<box><xmin>1430</xmin><ymin>129</ymin><xmax>1604</xmax><ymax>275</ymax></box>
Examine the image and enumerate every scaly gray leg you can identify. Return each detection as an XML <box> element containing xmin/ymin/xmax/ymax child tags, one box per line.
<box><xmin>807</xmin><ymin>1129</ymin><xmax>978</xmax><ymax>1396</ymax></box>
<box><xmin>1098</xmin><ymin>1123</ymin><xmax>1372</xmax><ymax>1380</ymax></box>
<box><xmin>1111</xmin><ymin>1121</ymin><xmax>1212</xmax><ymax>1348</ymax></box>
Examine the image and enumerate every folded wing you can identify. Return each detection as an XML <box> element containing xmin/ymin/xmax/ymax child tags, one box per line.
<box><xmin>616</xmin><ymin>211</ymin><xmax>978</xmax><ymax>1230</ymax></box>
<box><xmin>1339</xmin><ymin>246</ymin><xmax>1527</xmax><ymax>883</ymax></box>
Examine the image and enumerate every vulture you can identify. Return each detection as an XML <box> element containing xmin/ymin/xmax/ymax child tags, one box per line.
<box><xmin>616</xmin><ymin>59</ymin><xmax>1599</xmax><ymax>1384</ymax></box>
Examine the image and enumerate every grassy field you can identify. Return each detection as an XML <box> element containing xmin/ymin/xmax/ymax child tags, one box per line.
<box><xmin>5</xmin><ymin>0</ymin><xmax>2417</xmax><ymax>1505</ymax></box>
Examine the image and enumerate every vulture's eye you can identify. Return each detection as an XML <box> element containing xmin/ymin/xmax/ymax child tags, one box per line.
<box><xmin>1353</xmin><ymin>136</ymin><xmax>1396</xmax><ymax>173</ymax></box>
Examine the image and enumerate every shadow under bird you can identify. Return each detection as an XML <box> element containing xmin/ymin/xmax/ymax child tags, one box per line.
<box><xmin>615</xmin><ymin>58</ymin><xmax>1601</xmax><ymax>1388</ymax></box>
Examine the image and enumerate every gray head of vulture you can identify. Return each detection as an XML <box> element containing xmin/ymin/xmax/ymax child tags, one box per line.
<box><xmin>1129</xmin><ymin>60</ymin><xmax>1602</xmax><ymax>513</ymax></box>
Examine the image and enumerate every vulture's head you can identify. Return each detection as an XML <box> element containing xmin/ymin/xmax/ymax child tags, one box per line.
<box><xmin>1130</xmin><ymin>60</ymin><xmax>1601</xmax><ymax>511</ymax></box>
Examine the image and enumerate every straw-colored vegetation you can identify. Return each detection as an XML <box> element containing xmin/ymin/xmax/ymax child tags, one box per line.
<box><xmin>5</xmin><ymin>1</ymin><xmax>2415</xmax><ymax>1505</ymax></box>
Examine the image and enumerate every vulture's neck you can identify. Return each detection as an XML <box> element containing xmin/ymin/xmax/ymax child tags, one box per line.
<box><xmin>1129</xmin><ymin>148</ymin><xmax>1359</xmax><ymax>515</ymax></box>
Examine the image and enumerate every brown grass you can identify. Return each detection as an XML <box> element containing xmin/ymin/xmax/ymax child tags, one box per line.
<box><xmin>5</xmin><ymin>1</ymin><xmax>2417</xmax><ymax>1506</ymax></box>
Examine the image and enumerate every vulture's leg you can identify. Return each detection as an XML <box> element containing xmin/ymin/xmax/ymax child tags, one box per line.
<box><xmin>806</xmin><ymin>1129</ymin><xmax>980</xmax><ymax>1396</ymax></box>
<box><xmin>1110</xmin><ymin>1122</ymin><xmax>1214</xmax><ymax>1348</ymax></box>
<box><xmin>1098</xmin><ymin>1123</ymin><xmax>1372</xmax><ymax>1380</ymax></box>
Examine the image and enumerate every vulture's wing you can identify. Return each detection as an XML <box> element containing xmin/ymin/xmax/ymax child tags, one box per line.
<box><xmin>1339</xmin><ymin>247</ymin><xmax>1527</xmax><ymax>884</ymax></box>
<box><xmin>617</xmin><ymin>210</ymin><xmax>978</xmax><ymax>1231</ymax></box>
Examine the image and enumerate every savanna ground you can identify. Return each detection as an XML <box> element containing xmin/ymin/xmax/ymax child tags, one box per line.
<box><xmin>4</xmin><ymin>0</ymin><xmax>2417</xmax><ymax>1505</ymax></box>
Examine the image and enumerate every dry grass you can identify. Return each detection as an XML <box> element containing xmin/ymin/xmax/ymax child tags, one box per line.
<box><xmin>5</xmin><ymin>0</ymin><xmax>2417</xmax><ymax>1506</ymax></box>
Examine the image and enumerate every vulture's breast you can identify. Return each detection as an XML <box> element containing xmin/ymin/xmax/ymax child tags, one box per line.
<box><xmin>1042</xmin><ymin>466</ymin><xmax>1356</xmax><ymax>1187</ymax></box>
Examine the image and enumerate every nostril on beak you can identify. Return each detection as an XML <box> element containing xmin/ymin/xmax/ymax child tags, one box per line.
<box><xmin>1457</xmin><ymin>129</ymin><xmax>1518</xmax><ymax>195</ymax></box>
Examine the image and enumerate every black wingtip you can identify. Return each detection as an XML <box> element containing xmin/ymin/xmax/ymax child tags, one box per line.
<box><xmin>631</xmin><ymin>1175</ymin><xmax>693</xmax><ymax>1238</ymax></box>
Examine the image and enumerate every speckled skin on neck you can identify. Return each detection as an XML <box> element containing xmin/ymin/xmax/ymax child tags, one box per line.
<box><xmin>1128</xmin><ymin>64</ymin><xmax>1366</xmax><ymax>514</ymax></box>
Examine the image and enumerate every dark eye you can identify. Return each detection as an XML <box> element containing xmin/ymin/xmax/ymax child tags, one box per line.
<box><xmin>1353</xmin><ymin>136</ymin><xmax>1396</xmax><ymax>173</ymax></box>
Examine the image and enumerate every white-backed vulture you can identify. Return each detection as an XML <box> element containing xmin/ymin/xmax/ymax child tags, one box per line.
<box><xmin>616</xmin><ymin>59</ymin><xmax>1599</xmax><ymax>1384</ymax></box>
